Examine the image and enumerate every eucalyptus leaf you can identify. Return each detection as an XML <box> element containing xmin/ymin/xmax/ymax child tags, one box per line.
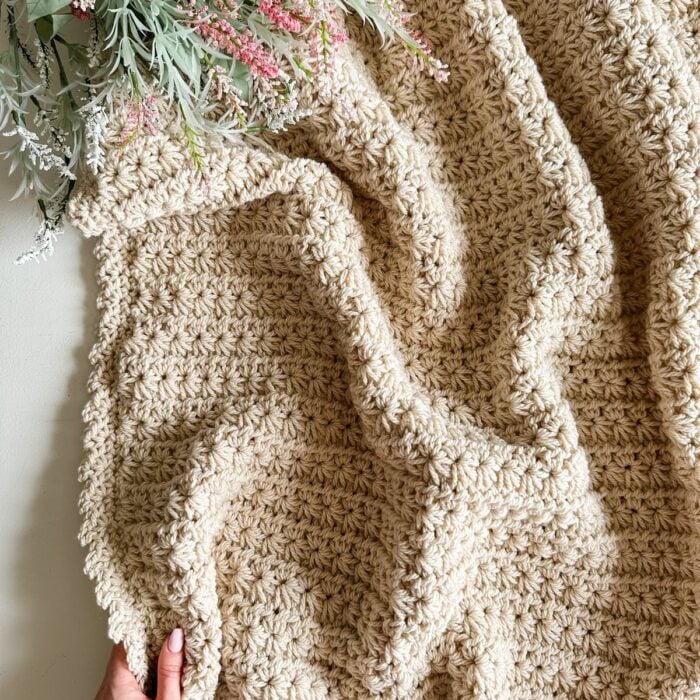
<box><xmin>51</xmin><ymin>13</ymin><xmax>73</xmax><ymax>36</ymax></box>
<box><xmin>26</xmin><ymin>0</ymin><xmax>69</xmax><ymax>23</ymax></box>
<box><xmin>35</xmin><ymin>17</ymin><xmax>53</xmax><ymax>43</ymax></box>
<box><xmin>35</xmin><ymin>13</ymin><xmax>72</xmax><ymax>42</ymax></box>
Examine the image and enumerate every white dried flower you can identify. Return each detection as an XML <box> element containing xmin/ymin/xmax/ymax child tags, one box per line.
<box><xmin>4</xmin><ymin>124</ymin><xmax>75</xmax><ymax>180</ymax></box>
<box><xmin>32</xmin><ymin>108</ymin><xmax>71</xmax><ymax>160</ymax></box>
<box><xmin>84</xmin><ymin>103</ymin><xmax>109</xmax><ymax>174</ymax></box>
<box><xmin>71</xmin><ymin>0</ymin><xmax>96</xmax><ymax>12</ymax></box>
<box><xmin>14</xmin><ymin>216</ymin><xmax>63</xmax><ymax>264</ymax></box>
<box><xmin>34</xmin><ymin>41</ymin><xmax>50</xmax><ymax>88</ymax></box>
<box><xmin>87</xmin><ymin>19</ymin><xmax>100</xmax><ymax>68</ymax></box>
<box><xmin>254</xmin><ymin>77</ymin><xmax>310</xmax><ymax>132</ymax></box>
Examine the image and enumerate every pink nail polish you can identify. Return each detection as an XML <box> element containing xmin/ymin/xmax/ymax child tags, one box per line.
<box><xmin>167</xmin><ymin>628</ymin><xmax>184</xmax><ymax>653</ymax></box>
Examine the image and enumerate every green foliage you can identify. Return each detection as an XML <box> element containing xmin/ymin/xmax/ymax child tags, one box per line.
<box><xmin>26</xmin><ymin>0</ymin><xmax>68</xmax><ymax>22</ymax></box>
<box><xmin>0</xmin><ymin>0</ymin><xmax>447</xmax><ymax>262</ymax></box>
<box><xmin>35</xmin><ymin>14</ymin><xmax>71</xmax><ymax>41</ymax></box>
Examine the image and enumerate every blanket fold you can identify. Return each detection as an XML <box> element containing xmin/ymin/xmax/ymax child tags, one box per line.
<box><xmin>67</xmin><ymin>0</ymin><xmax>700</xmax><ymax>697</ymax></box>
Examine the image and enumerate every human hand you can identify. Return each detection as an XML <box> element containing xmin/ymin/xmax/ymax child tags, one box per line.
<box><xmin>95</xmin><ymin>629</ymin><xmax>185</xmax><ymax>700</ymax></box>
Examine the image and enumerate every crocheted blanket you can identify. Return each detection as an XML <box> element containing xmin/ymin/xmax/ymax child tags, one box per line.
<box><xmin>67</xmin><ymin>1</ymin><xmax>700</xmax><ymax>698</ymax></box>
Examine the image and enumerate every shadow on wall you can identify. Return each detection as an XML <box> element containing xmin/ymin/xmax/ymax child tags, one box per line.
<box><xmin>0</xmin><ymin>234</ymin><xmax>111</xmax><ymax>699</ymax></box>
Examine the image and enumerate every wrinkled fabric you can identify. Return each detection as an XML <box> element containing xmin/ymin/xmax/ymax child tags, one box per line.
<box><xmin>67</xmin><ymin>1</ymin><xmax>700</xmax><ymax>697</ymax></box>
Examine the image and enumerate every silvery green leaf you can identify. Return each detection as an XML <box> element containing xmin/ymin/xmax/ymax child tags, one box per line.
<box><xmin>26</xmin><ymin>0</ymin><xmax>70</xmax><ymax>23</ymax></box>
<box><xmin>35</xmin><ymin>14</ymin><xmax>71</xmax><ymax>42</ymax></box>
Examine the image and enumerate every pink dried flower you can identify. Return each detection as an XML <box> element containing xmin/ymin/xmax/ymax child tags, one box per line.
<box><xmin>212</xmin><ymin>0</ymin><xmax>239</xmax><ymax>14</ymax></box>
<box><xmin>232</xmin><ymin>29</ymin><xmax>280</xmax><ymax>78</ymax></box>
<box><xmin>297</xmin><ymin>4</ymin><xmax>348</xmax><ymax>100</ymax></box>
<box><xmin>70</xmin><ymin>0</ymin><xmax>92</xmax><ymax>20</ymax></box>
<box><xmin>117</xmin><ymin>96</ymin><xmax>159</xmax><ymax>147</ymax></box>
<box><xmin>209</xmin><ymin>66</ymin><xmax>248</xmax><ymax>124</ymax></box>
<box><xmin>259</xmin><ymin>0</ymin><xmax>303</xmax><ymax>33</ymax></box>
<box><xmin>189</xmin><ymin>3</ymin><xmax>280</xmax><ymax>79</ymax></box>
<box><xmin>395</xmin><ymin>14</ymin><xmax>449</xmax><ymax>83</ymax></box>
<box><xmin>409</xmin><ymin>30</ymin><xmax>449</xmax><ymax>82</ymax></box>
<box><xmin>323</xmin><ymin>14</ymin><xmax>348</xmax><ymax>47</ymax></box>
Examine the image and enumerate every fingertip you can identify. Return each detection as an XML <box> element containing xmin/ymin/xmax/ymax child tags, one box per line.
<box><xmin>167</xmin><ymin>628</ymin><xmax>184</xmax><ymax>654</ymax></box>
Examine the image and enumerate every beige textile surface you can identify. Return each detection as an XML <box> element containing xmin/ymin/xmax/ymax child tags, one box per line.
<box><xmin>66</xmin><ymin>0</ymin><xmax>700</xmax><ymax>697</ymax></box>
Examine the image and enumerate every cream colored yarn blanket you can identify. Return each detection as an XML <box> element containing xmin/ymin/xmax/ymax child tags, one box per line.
<box><xmin>66</xmin><ymin>0</ymin><xmax>700</xmax><ymax>698</ymax></box>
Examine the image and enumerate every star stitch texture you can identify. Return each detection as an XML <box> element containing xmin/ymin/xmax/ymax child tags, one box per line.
<box><xmin>67</xmin><ymin>0</ymin><xmax>700</xmax><ymax>697</ymax></box>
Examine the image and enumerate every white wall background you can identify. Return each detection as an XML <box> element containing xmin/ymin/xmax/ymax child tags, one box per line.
<box><xmin>0</xmin><ymin>184</ymin><xmax>111</xmax><ymax>698</ymax></box>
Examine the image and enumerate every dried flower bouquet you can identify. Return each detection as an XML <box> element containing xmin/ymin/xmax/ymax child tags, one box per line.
<box><xmin>0</xmin><ymin>0</ymin><xmax>447</xmax><ymax>262</ymax></box>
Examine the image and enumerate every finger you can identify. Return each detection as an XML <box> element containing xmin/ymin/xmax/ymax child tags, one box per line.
<box><xmin>109</xmin><ymin>643</ymin><xmax>143</xmax><ymax>691</ymax></box>
<box><xmin>155</xmin><ymin>629</ymin><xmax>185</xmax><ymax>700</ymax></box>
<box><xmin>95</xmin><ymin>643</ymin><xmax>142</xmax><ymax>699</ymax></box>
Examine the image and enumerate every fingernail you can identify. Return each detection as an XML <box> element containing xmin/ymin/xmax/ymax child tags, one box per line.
<box><xmin>167</xmin><ymin>628</ymin><xmax>184</xmax><ymax>653</ymax></box>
